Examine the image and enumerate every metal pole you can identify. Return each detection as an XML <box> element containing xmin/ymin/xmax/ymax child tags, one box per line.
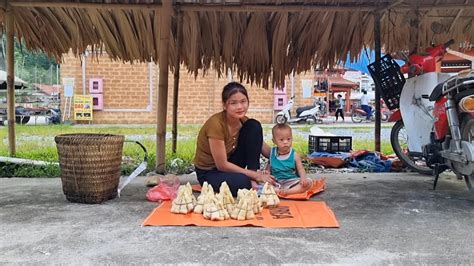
<box><xmin>82</xmin><ymin>52</ymin><xmax>87</xmax><ymax>94</ymax></box>
<box><xmin>156</xmin><ymin>0</ymin><xmax>172</xmax><ymax>173</ymax></box>
<box><xmin>172</xmin><ymin>10</ymin><xmax>183</xmax><ymax>154</ymax></box>
<box><xmin>6</xmin><ymin>3</ymin><xmax>16</xmax><ymax>156</ymax></box>
<box><xmin>374</xmin><ymin>10</ymin><xmax>382</xmax><ymax>152</ymax></box>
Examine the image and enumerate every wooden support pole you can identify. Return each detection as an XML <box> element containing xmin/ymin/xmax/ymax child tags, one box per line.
<box><xmin>408</xmin><ymin>9</ymin><xmax>420</xmax><ymax>56</ymax></box>
<box><xmin>156</xmin><ymin>0</ymin><xmax>172</xmax><ymax>174</ymax></box>
<box><xmin>374</xmin><ymin>10</ymin><xmax>382</xmax><ymax>152</ymax></box>
<box><xmin>172</xmin><ymin>10</ymin><xmax>183</xmax><ymax>154</ymax></box>
<box><xmin>6</xmin><ymin>3</ymin><xmax>16</xmax><ymax>157</ymax></box>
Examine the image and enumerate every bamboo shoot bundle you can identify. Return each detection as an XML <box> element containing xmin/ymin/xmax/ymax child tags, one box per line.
<box><xmin>259</xmin><ymin>182</ymin><xmax>280</xmax><ymax>207</ymax></box>
<box><xmin>236</xmin><ymin>188</ymin><xmax>250</xmax><ymax>203</ymax></box>
<box><xmin>217</xmin><ymin>182</ymin><xmax>235</xmax><ymax>213</ymax></box>
<box><xmin>203</xmin><ymin>194</ymin><xmax>230</xmax><ymax>221</ymax></box>
<box><xmin>185</xmin><ymin>182</ymin><xmax>197</xmax><ymax>206</ymax></box>
<box><xmin>248</xmin><ymin>189</ymin><xmax>263</xmax><ymax>214</ymax></box>
<box><xmin>194</xmin><ymin>182</ymin><xmax>213</xmax><ymax>214</ymax></box>
<box><xmin>230</xmin><ymin>197</ymin><xmax>254</xmax><ymax>220</ymax></box>
<box><xmin>170</xmin><ymin>185</ymin><xmax>195</xmax><ymax>214</ymax></box>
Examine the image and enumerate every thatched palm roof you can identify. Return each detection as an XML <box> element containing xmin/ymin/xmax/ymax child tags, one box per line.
<box><xmin>1</xmin><ymin>0</ymin><xmax>473</xmax><ymax>87</ymax></box>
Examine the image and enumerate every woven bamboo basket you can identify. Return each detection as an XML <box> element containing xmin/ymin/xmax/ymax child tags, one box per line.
<box><xmin>55</xmin><ymin>133</ymin><xmax>124</xmax><ymax>204</ymax></box>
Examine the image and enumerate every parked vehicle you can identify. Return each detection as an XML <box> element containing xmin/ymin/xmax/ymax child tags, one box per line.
<box><xmin>0</xmin><ymin>106</ymin><xmax>61</xmax><ymax>125</ymax></box>
<box><xmin>382</xmin><ymin>40</ymin><xmax>474</xmax><ymax>194</ymax></box>
<box><xmin>275</xmin><ymin>96</ymin><xmax>324</xmax><ymax>124</ymax></box>
<box><xmin>351</xmin><ymin>102</ymin><xmax>390</xmax><ymax>123</ymax></box>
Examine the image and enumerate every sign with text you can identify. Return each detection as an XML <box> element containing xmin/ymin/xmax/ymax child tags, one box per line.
<box><xmin>301</xmin><ymin>79</ymin><xmax>313</xmax><ymax>98</ymax></box>
<box><xmin>62</xmin><ymin>77</ymin><xmax>75</xmax><ymax>97</ymax></box>
<box><xmin>73</xmin><ymin>95</ymin><xmax>93</xmax><ymax>121</ymax></box>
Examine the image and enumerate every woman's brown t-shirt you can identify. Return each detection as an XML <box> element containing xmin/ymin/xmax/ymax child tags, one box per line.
<box><xmin>194</xmin><ymin>111</ymin><xmax>247</xmax><ymax>170</ymax></box>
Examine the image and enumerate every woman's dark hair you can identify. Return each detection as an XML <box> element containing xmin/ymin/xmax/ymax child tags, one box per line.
<box><xmin>222</xmin><ymin>82</ymin><xmax>249</xmax><ymax>103</ymax></box>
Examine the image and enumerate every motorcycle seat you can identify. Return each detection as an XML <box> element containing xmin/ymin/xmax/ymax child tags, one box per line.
<box><xmin>428</xmin><ymin>82</ymin><xmax>444</xmax><ymax>102</ymax></box>
<box><xmin>296</xmin><ymin>105</ymin><xmax>314</xmax><ymax>116</ymax></box>
<box><xmin>429</xmin><ymin>75</ymin><xmax>474</xmax><ymax>102</ymax></box>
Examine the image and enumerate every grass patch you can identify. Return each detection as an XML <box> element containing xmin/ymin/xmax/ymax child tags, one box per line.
<box><xmin>0</xmin><ymin>124</ymin><xmax>394</xmax><ymax>177</ymax></box>
<box><xmin>0</xmin><ymin>162</ymin><xmax>60</xmax><ymax>177</ymax></box>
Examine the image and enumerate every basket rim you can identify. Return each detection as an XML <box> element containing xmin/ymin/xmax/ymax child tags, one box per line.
<box><xmin>56</xmin><ymin>133</ymin><xmax>123</xmax><ymax>137</ymax></box>
<box><xmin>55</xmin><ymin>133</ymin><xmax>124</xmax><ymax>144</ymax></box>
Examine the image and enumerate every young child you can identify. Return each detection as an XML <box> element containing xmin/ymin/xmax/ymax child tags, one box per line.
<box><xmin>266</xmin><ymin>123</ymin><xmax>313</xmax><ymax>196</ymax></box>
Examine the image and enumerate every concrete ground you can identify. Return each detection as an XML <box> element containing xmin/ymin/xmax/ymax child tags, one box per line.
<box><xmin>0</xmin><ymin>172</ymin><xmax>473</xmax><ymax>264</ymax></box>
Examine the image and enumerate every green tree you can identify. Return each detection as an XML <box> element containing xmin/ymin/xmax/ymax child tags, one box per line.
<box><xmin>0</xmin><ymin>35</ymin><xmax>59</xmax><ymax>85</ymax></box>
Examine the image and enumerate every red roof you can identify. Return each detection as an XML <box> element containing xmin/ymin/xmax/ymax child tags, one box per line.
<box><xmin>328</xmin><ymin>76</ymin><xmax>358</xmax><ymax>88</ymax></box>
<box><xmin>443</xmin><ymin>49</ymin><xmax>474</xmax><ymax>62</ymax></box>
<box><xmin>33</xmin><ymin>83</ymin><xmax>61</xmax><ymax>96</ymax></box>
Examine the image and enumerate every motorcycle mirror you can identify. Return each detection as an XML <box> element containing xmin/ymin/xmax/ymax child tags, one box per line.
<box><xmin>444</xmin><ymin>39</ymin><xmax>455</xmax><ymax>48</ymax></box>
<box><xmin>395</xmin><ymin>51</ymin><xmax>409</xmax><ymax>62</ymax></box>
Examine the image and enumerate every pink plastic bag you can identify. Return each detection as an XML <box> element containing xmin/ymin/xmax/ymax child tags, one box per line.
<box><xmin>146</xmin><ymin>175</ymin><xmax>181</xmax><ymax>202</ymax></box>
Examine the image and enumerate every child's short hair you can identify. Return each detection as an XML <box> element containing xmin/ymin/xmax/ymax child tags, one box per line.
<box><xmin>272</xmin><ymin>123</ymin><xmax>292</xmax><ymax>136</ymax></box>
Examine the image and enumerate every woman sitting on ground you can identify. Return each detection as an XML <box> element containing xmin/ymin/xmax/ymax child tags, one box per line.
<box><xmin>193</xmin><ymin>82</ymin><xmax>276</xmax><ymax>196</ymax></box>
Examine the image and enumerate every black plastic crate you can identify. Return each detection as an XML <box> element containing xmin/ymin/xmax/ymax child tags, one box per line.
<box><xmin>308</xmin><ymin>135</ymin><xmax>352</xmax><ymax>153</ymax></box>
<box><xmin>368</xmin><ymin>54</ymin><xmax>406</xmax><ymax>110</ymax></box>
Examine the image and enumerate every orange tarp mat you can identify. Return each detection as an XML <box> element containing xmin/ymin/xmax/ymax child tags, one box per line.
<box><xmin>142</xmin><ymin>200</ymin><xmax>339</xmax><ymax>228</ymax></box>
<box><xmin>278</xmin><ymin>178</ymin><xmax>325</xmax><ymax>200</ymax></box>
<box><xmin>191</xmin><ymin>178</ymin><xmax>326</xmax><ymax>201</ymax></box>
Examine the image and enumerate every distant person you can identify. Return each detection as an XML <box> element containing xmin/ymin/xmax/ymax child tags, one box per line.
<box><xmin>313</xmin><ymin>84</ymin><xmax>320</xmax><ymax>94</ymax></box>
<box><xmin>360</xmin><ymin>90</ymin><xmax>371</xmax><ymax>120</ymax></box>
<box><xmin>335</xmin><ymin>94</ymin><xmax>344</xmax><ymax>122</ymax></box>
<box><xmin>267</xmin><ymin>123</ymin><xmax>312</xmax><ymax>196</ymax></box>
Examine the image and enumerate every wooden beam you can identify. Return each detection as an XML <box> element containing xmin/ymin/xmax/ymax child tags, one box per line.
<box><xmin>6</xmin><ymin>2</ymin><xmax>15</xmax><ymax>157</ymax></box>
<box><xmin>172</xmin><ymin>10</ymin><xmax>183</xmax><ymax>154</ymax></box>
<box><xmin>9</xmin><ymin>1</ymin><xmax>474</xmax><ymax>12</ymax></box>
<box><xmin>448</xmin><ymin>1</ymin><xmax>467</xmax><ymax>32</ymax></box>
<box><xmin>374</xmin><ymin>10</ymin><xmax>382</xmax><ymax>153</ymax></box>
<box><xmin>408</xmin><ymin>8</ymin><xmax>420</xmax><ymax>56</ymax></box>
<box><xmin>179</xmin><ymin>3</ymin><xmax>474</xmax><ymax>12</ymax></box>
<box><xmin>11</xmin><ymin>1</ymin><xmax>162</xmax><ymax>10</ymax></box>
<box><xmin>156</xmin><ymin>0</ymin><xmax>172</xmax><ymax>174</ymax></box>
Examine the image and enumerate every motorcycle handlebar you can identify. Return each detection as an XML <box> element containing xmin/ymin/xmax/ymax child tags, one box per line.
<box><xmin>444</xmin><ymin>39</ymin><xmax>455</xmax><ymax>48</ymax></box>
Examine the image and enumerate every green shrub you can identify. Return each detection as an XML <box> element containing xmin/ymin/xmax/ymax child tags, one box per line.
<box><xmin>0</xmin><ymin>162</ymin><xmax>60</xmax><ymax>177</ymax></box>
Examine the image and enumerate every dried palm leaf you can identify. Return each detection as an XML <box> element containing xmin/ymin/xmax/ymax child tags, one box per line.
<box><xmin>270</xmin><ymin>12</ymin><xmax>289</xmax><ymax>88</ymax></box>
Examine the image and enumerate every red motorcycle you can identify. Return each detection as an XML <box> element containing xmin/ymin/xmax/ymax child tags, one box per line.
<box><xmin>372</xmin><ymin>40</ymin><xmax>474</xmax><ymax>193</ymax></box>
<box><xmin>351</xmin><ymin>101</ymin><xmax>390</xmax><ymax>123</ymax></box>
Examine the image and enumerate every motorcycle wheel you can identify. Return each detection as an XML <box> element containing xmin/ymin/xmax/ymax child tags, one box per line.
<box><xmin>390</xmin><ymin>120</ymin><xmax>433</xmax><ymax>175</ymax></box>
<box><xmin>351</xmin><ymin>112</ymin><xmax>363</xmax><ymax>123</ymax></box>
<box><xmin>459</xmin><ymin>116</ymin><xmax>474</xmax><ymax>193</ymax></box>
<box><xmin>15</xmin><ymin>116</ymin><xmax>30</xmax><ymax>125</ymax></box>
<box><xmin>275</xmin><ymin>114</ymin><xmax>287</xmax><ymax>124</ymax></box>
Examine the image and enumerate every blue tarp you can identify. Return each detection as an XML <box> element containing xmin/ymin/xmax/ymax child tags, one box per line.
<box><xmin>349</xmin><ymin>152</ymin><xmax>392</xmax><ymax>172</ymax></box>
<box><xmin>344</xmin><ymin>49</ymin><xmax>404</xmax><ymax>74</ymax></box>
<box><xmin>308</xmin><ymin>151</ymin><xmax>392</xmax><ymax>172</ymax></box>
<box><xmin>309</xmin><ymin>151</ymin><xmax>352</xmax><ymax>160</ymax></box>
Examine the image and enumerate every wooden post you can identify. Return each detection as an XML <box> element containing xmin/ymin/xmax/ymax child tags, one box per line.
<box><xmin>6</xmin><ymin>3</ymin><xmax>16</xmax><ymax>157</ymax></box>
<box><xmin>408</xmin><ymin>9</ymin><xmax>420</xmax><ymax>56</ymax></box>
<box><xmin>172</xmin><ymin>10</ymin><xmax>183</xmax><ymax>154</ymax></box>
<box><xmin>374</xmin><ymin>10</ymin><xmax>382</xmax><ymax>152</ymax></box>
<box><xmin>156</xmin><ymin>0</ymin><xmax>172</xmax><ymax>174</ymax></box>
